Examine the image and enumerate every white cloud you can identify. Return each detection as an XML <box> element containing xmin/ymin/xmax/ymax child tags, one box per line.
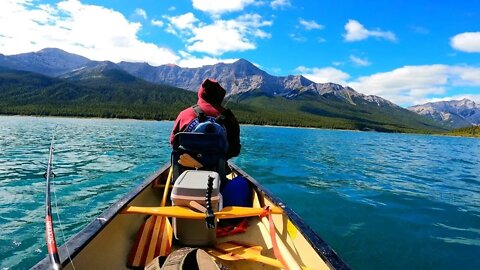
<box><xmin>350</xmin><ymin>55</ymin><xmax>371</xmax><ymax>66</ymax></box>
<box><xmin>167</xmin><ymin>12</ymin><xmax>198</xmax><ymax>31</ymax></box>
<box><xmin>151</xmin><ymin>19</ymin><xmax>164</xmax><ymax>27</ymax></box>
<box><xmin>299</xmin><ymin>18</ymin><xmax>323</xmax><ymax>30</ymax></box>
<box><xmin>296</xmin><ymin>66</ymin><xmax>350</xmax><ymax>85</ymax></box>
<box><xmin>271</xmin><ymin>0</ymin><xmax>291</xmax><ymax>9</ymax></box>
<box><xmin>449</xmin><ymin>66</ymin><xmax>480</xmax><ymax>85</ymax></box>
<box><xmin>134</xmin><ymin>8</ymin><xmax>147</xmax><ymax>19</ymax></box>
<box><xmin>289</xmin><ymin>33</ymin><xmax>307</xmax><ymax>42</ymax></box>
<box><xmin>344</xmin><ymin>19</ymin><xmax>397</xmax><ymax>42</ymax></box>
<box><xmin>348</xmin><ymin>65</ymin><xmax>448</xmax><ymax>103</ymax></box>
<box><xmin>450</xmin><ymin>32</ymin><xmax>480</xmax><ymax>53</ymax></box>
<box><xmin>192</xmin><ymin>0</ymin><xmax>255</xmax><ymax>15</ymax></box>
<box><xmin>166</xmin><ymin>13</ymin><xmax>272</xmax><ymax>56</ymax></box>
<box><xmin>177</xmin><ymin>51</ymin><xmax>237</xmax><ymax>67</ymax></box>
<box><xmin>348</xmin><ymin>65</ymin><xmax>480</xmax><ymax>105</ymax></box>
<box><xmin>0</xmin><ymin>0</ymin><xmax>178</xmax><ymax>66</ymax></box>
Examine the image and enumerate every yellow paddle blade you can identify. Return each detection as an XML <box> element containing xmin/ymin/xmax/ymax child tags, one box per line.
<box><xmin>207</xmin><ymin>241</ymin><xmax>284</xmax><ymax>268</ymax></box>
<box><xmin>178</xmin><ymin>153</ymin><xmax>203</xmax><ymax>169</ymax></box>
<box><xmin>122</xmin><ymin>206</ymin><xmax>283</xmax><ymax>219</ymax></box>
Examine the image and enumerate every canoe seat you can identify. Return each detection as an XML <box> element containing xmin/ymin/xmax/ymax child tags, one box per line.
<box><xmin>127</xmin><ymin>214</ymin><xmax>172</xmax><ymax>269</ymax></box>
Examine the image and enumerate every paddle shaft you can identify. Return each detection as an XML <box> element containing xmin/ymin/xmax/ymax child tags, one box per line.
<box><xmin>123</xmin><ymin>205</ymin><xmax>283</xmax><ymax>219</ymax></box>
<box><xmin>161</xmin><ymin>166</ymin><xmax>173</xmax><ymax>207</ymax></box>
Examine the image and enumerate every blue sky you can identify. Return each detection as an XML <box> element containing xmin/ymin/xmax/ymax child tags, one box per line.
<box><xmin>1</xmin><ymin>0</ymin><xmax>479</xmax><ymax>106</ymax></box>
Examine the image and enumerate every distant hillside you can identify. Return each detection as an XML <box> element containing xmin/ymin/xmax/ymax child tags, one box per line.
<box><xmin>409</xmin><ymin>99</ymin><xmax>480</xmax><ymax>128</ymax></box>
<box><xmin>226</xmin><ymin>90</ymin><xmax>444</xmax><ymax>132</ymax></box>
<box><xmin>0</xmin><ymin>48</ymin><xmax>90</xmax><ymax>76</ymax></box>
<box><xmin>0</xmin><ymin>68</ymin><xmax>197</xmax><ymax>119</ymax></box>
<box><xmin>445</xmin><ymin>126</ymin><xmax>480</xmax><ymax>138</ymax></box>
<box><xmin>0</xmin><ymin>48</ymin><xmax>447</xmax><ymax>133</ymax></box>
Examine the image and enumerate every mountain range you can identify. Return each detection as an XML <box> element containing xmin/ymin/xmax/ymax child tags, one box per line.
<box><xmin>0</xmin><ymin>48</ymin><xmax>448</xmax><ymax>133</ymax></box>
<box><xmin>409</xmin><ymin>99</ymin><xmax>480</xmax><ymax>128</ymax></box>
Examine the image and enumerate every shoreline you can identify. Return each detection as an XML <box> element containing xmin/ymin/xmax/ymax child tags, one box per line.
<box><xmin>4</xmin><ymin>113</ymin><xmax>477</xmax><ymax>138</ymax></box>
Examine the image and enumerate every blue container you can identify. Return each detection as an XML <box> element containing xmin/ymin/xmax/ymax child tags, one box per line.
<box><xmin>221</xmin><ymin>176</ymin><xmax>253</xmax><ymax>207</ymax></box>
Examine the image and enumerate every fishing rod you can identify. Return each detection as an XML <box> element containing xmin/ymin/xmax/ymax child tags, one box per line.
<box><xmin>44</xmin><ymin>135</ymin><xmax>62</xmax><ymax>270</ymax></box>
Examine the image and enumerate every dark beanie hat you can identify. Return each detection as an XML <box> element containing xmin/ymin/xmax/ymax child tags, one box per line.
<box><xmin>198</xmin><ymin>79</ymin><xmax>226</xmax><ymax>106</ymax></box>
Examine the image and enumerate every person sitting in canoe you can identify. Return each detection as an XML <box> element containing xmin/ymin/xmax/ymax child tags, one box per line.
<box><xmin>170</xmin><ymin>78</ymin><xmax>241</xmax><ymax>160</ymax></box>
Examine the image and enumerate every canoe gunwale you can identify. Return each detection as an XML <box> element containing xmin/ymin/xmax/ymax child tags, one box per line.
<box><xmin>32</xmin><ymin>163</ymin><xmax>170</xmax><ymax>269</ymax></box>
<box><xmin>228</xmin><ymin>162</ymin><xmax>351</xmax><ymax>270</ymax></box>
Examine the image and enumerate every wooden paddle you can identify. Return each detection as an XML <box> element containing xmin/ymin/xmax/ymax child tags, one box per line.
<box><xmin>127</xmin><ymin>166</ymin><xmax>174</xmax><ymax>268</ymax></box>
<box><xmin>207</xmin><ymin>241</ymin><xmax>284</xmax><ymax>268</ymax></box>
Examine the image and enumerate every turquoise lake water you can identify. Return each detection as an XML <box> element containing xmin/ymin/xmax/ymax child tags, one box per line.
<box><xmin>0</xmin><ymin>116</ymin><xmax>479</xmax><ymax>269</ymax></box>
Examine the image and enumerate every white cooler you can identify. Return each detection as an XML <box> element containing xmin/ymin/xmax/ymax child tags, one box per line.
<box><xmin>171</xmin><ymin>170</ymin><xmax>221</xmax><ymax>246</ymax></box>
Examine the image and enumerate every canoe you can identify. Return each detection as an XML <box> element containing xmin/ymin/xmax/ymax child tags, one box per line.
<box><xmin>33</xmin><ymin>162</ymin><xmax>350</xmax><ymax>269</ymax></box>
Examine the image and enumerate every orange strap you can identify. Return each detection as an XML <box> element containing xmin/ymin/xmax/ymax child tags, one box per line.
<box><xmin>266</xmin><ymin>207</ymin><xmax>289</xmax><ymax>270</ymax></box>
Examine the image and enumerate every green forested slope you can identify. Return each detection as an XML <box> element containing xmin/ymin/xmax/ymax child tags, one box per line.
<box><xmin>445</xmin><ymin>126</ymin><xmax>480</xmax><ymax>138</ymax></box>
<box><xmin>0</xmin><ymin>69</ymin><xmax>197</xmax><ymax>120</ymax></box>
<box><xmin>227</xmin><ymin>90</ymin><xmax>446</xmax><ymax>133</ymax></box>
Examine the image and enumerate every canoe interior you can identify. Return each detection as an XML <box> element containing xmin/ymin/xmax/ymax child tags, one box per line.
<box><xmin>34</xmin><ymin>163</ymin><xmax>349</xmax><ymax>270</ymax></box>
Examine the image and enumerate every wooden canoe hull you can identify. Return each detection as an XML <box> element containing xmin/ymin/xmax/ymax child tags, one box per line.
<box><xmin>33</xmin><ymin>162</ymin><xmax>350</xmax><ymax>270</ymax></box>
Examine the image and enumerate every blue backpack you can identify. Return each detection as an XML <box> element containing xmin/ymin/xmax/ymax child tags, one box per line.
<box><xmin>186</xmin><ymin>105</ymin><xmax>228</xmax><ymax>146</ymax></box>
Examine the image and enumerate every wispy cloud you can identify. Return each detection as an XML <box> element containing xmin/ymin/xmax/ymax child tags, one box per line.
<box><xmin>289</xmin><ymin>33</ymin><xmax>307</xmax><ymax>42</ymax></box>
<box><xmin>177</xmin><ymin>51</ymin><xmax>238</xmax><ymax>67</ymax></box>
<box><xmin>134</xmin><ymin>8</ymin><xmax>147</xmax><ymax>19</ymax></box>
<box><xmin>350</xmin><ymin>55</ymin><xmax>371</xmax><ymax>66</ymax></box>
<box><xmin>165</xmin><ymin>13</ymin><xmax>272</xmax><ymax>56</ymax></box>
<box><xmin>0</xmin><ymin>0</ymin><xmax>178</xmax><ymax>65</ymax></box>
<box><xmin>410</xmin><ymin>25</ymin><xmax>429</xmax><ymax>35</ymax></box>
<box><xmin>192</xmin><ymin>0</ymin><xmax>255</xmax><ymax>15</ymax></box>
<box><xmin>270</xmin><ymin>0</ymin><xmax>291</xmax><ymax>9</ymax></box>
<box><xmin>344</xmin><ymin>19</ymin><xmax>397</xmax><ymax>42</ymax></box>
<box><xmin>299</xmin><ymin>18</ymin><xmax>323</xmax><ymax>30</ymax></box>
<box><xmin>450</xmin><ymin>32</ymin><xmax>480</xmax><ymax>53</ymax></box>
<box><xmin>166</xmin><ymin>12</ymin><xmax>198</xmax><ymax>34</ymax></box>
<box><xmin>151</xmin><ymin>19</ymin><xmax>164</xmax><ymax>27</ymax></box>
<box><xmin>296</xmin><ymin>66</ymin><xmax>350</xmax><ymax>85</ymax></box>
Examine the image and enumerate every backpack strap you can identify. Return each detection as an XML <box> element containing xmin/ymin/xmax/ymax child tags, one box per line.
<box><xmin>215</xmin><ymin>109</ymin><xmax>232</xmax><ymax>125</ymax></box>
<box><xmin>192</xmin><ymin>104</ymin><xmax>207</xmax><ymax>123</ymax></box>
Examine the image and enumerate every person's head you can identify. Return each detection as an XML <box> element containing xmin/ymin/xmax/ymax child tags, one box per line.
<box><xmin>198</xmin><ymin>79</ymin><xmax>226</xmax><ymax>106</ymax></box>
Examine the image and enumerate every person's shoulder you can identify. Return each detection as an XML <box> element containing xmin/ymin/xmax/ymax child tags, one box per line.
<box><xmin>178</xmin><ymin>106</ymin><xmax>196</xmax><ymax>117</ymax></box>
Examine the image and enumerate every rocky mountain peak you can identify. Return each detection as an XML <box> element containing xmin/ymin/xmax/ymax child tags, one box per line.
<box><xmin>409</xmin><ymin>98</ymin><xmax>480</xmax><ymax>128</ymax></box>
<box><xmin>229</xmin><ymin>58</ymin><xmax>264</xmax><ymax>77</ymax></box>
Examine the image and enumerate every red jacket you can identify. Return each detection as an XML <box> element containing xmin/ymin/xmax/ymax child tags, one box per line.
<box><xmin>170</xmin><ymin>79</ymin><xmax>241</xmax><ymax>158</ymax></box>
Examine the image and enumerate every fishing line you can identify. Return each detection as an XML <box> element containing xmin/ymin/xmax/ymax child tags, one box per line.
<box><xmin>52</xmin><ymin>174</ymin><xmax>76</xmax><ymax>270</ymax></box>
<box><xmin>48</xmin><ymin>128</ymin><xmax>76</xmax><ymax>270</ymax></box>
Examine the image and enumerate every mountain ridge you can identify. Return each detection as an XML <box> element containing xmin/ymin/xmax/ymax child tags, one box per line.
<box><xmin>408</xmin><ymin>99</ymin><xmax>480</xmax><ymax>128</ymax></box>
<box><xmin>0</xmin><ymin>48</ymin><xmax>446</xmax><ymax>133</ymax></box>
<box><xmin>0</xmin><ymin>48</ymin><xmax>396</xmax><ymax>109</ymax></box>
